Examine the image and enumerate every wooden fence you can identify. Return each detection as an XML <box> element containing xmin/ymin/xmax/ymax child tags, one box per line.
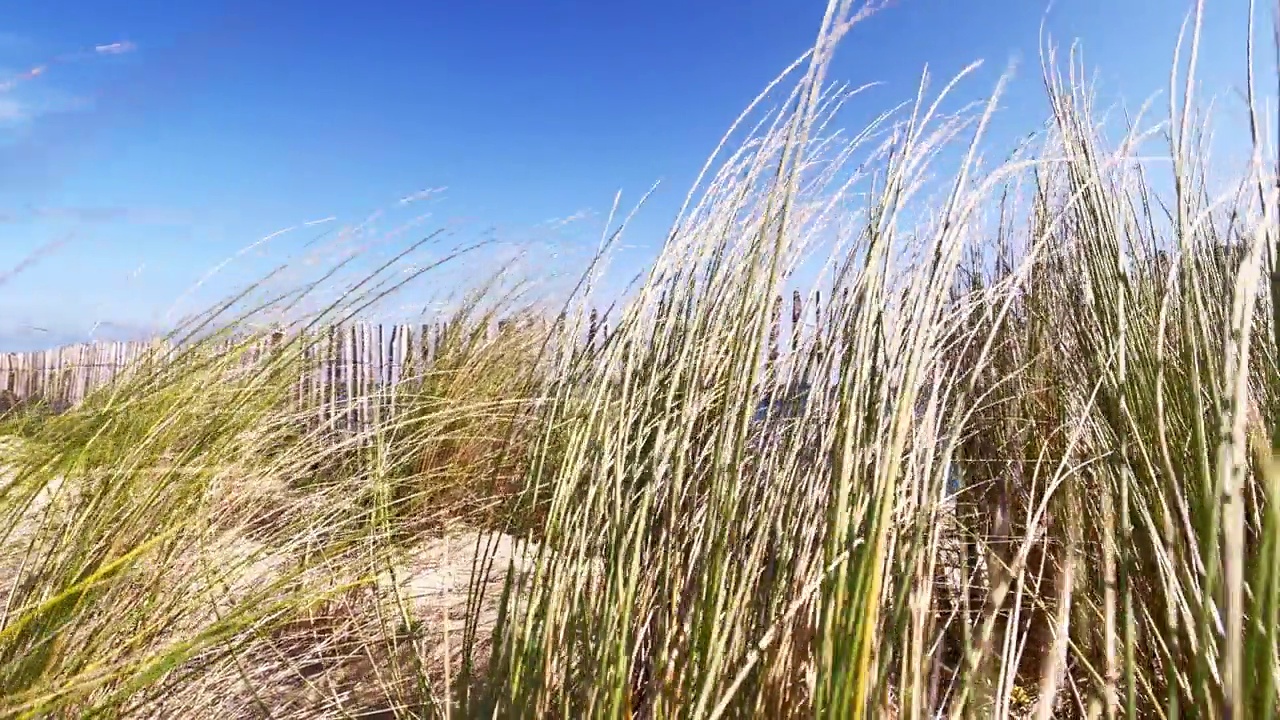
<box><xmin>0</xmin><ymin>340</ymin><xmax>153</xmax><ymax>410</ymax></box>
<box><xmin>0</xmin><ymin>323</ymin><xmax>472</xmax><ymax>424</ymax></box>
<box><xmin>0</xmin><ymin>292</ymin><xmax>821</xmax><ymax>422</ymax></box>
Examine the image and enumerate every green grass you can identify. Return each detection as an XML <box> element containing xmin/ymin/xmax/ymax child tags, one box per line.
<box><xmin>2</xmin><ymin>1</ymin><xmax>1279</xmax><ymax>717</ymax></box>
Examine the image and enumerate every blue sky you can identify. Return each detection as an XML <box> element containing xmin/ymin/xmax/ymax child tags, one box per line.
<box><xmin>0</xmin><ymin>0</ymin><xmax>1262</xmax><ymax>350</ymax></box>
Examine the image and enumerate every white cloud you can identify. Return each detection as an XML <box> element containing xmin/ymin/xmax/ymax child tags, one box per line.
<box><xmin>94</xmin><ymin>41</ymin><xmax>136</xmax><ymax>56</ymax></box>
<box><xmin>398</xmin><ymin>187</ymin><xmax>448</xmax><ymax>205</ymax></box>
<box><xmin>0</xmin><ymin>65</ymin><xmax>45</xmax><ymax>93</ymax></box>
<box><xmin>0</xmin><ymin>39</ymin><xmax>134</xmax><ymax>128</ymax></box>
<box><xmin>543</xmin><ymin>209</ymin><xmax>591</xmax><ymax>230</ymax></box>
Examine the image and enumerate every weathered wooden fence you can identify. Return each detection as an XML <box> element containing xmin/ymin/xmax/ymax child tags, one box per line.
<box><xmin>0</xmin><ymin>323</ymin><xmax>466</xmax><ymax>421</ymax></box>
<box><xmin>0</xmin><ymin>341</ymin><xmax>154</xmax><ymax>410</ymax></box>
<box><xmin>0</xmin><ymin>292</ymin><xmax>823</xmax><ymax>421</ymax></box>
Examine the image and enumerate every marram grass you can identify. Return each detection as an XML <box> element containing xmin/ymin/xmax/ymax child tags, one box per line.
<box><xmin>2</xmin><ymin>1</ymin><xmax>1279</xmax><ymax>717</ymax></box>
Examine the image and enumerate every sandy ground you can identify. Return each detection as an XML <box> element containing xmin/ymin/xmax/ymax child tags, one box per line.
<box><xmin>0</xmin><ymin>433</ymin><xmax>546</xmax><ymax>717</ymax></box>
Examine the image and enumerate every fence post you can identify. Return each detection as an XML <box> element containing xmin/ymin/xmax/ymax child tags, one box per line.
<box><xmin>791</xmin><ymin>290</ymin><xmax>802</xmax><ymax>355</ymax></box>
<box><xmin>768</xmin><ymin>294</ymin><xmax>782</xmax><ymax>373</ymax></box>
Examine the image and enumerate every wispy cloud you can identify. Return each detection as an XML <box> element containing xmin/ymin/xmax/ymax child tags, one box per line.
<box><xmin>0</xmin><ymin>38</ymin><xmax>137</xmax><ymax>126</ymax></box>
<box><xmin>398</xmin><ymin>187</ymin><xmax>448</xmax><ymax>205</ymax></box>
<box><xmin>542</xmin><ymin>209</ymin><xmax>592</xmax><ymax>230</ymax></box>
<box><xmin>0</xmin><ymin>65</ymin><xmax>46</xmax><ymax>94</ymax></box>
<box><xmin>94</xmin><ymin>41</ymin><xmax>136</xmax><ymax>56</ymax></box>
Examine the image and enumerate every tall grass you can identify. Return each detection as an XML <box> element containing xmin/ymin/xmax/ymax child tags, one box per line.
<box><xmin>474</xmin><ymin>1</ymin><xmax>1280</xmax><ymax>718</ymax></box>
<box><xmin>2</xmin><ymin>0</ymin><xmax>1279</xmax><ymax>717</ymax></box>
<box><xmin>0</xmin><ymin>247</ymin><xmax>556</xmax><ymax>716</ymax></box>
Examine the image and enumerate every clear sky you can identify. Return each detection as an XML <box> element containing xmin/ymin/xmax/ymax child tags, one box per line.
<box><xmin>0</xmin><ymin>0</ymin><xmax>1262</xmax><ymax>351</ymax></box>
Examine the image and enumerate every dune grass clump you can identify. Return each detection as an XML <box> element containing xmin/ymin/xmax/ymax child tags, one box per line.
<box><xmin>470</xmin><ymin>2</ymin><xmax>1280</xmax><ymax>718</ymax></box>
<box><xmin>0</xmin><ymin>259</ymin><xmax>563</xmax><ymax>716</ymax></box>
<box><xmin>1</xmin><ymin>0</ymin><xmax>1279</xmax><ymax>717</ymax></box>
